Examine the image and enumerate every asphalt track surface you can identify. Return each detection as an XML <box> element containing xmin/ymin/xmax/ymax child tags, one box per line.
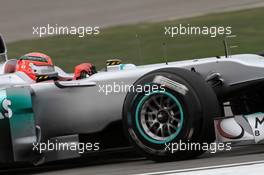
<box><xmin>1</xmin><ymin>0</ymin><xmax>264</xmax><ymax>42</ymax></box>
<box><xmin>0</xmin><ymin>145</ymin><xmax>263</xmax><ymax>175</ymax></box>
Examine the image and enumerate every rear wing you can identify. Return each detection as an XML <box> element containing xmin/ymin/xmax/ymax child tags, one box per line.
<box><xmin>0</xmin><ymin>34</ymin><xmax>7</xmax><ymax>63</ymax></box>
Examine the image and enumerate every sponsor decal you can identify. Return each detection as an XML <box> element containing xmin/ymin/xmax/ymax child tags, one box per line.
<box><xmin>0</xmin><ymin>98</ymin><xmax>12</xmax><ymax>119</ymax></box>
<box><xmin>0</xmin><ymin>90</ymin><xmax>12</xmax><ymax>119</ymax></box>
<box><xmin>250</xmin><ymin>114</ymin><xmax>264</xmax><ymax>143</ymax></box>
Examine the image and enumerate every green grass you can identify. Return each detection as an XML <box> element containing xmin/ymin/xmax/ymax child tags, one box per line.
<box><xmin>7</xmin><ymin>7</ymin><xmax>264</xmax><ymax>72</ymax></box>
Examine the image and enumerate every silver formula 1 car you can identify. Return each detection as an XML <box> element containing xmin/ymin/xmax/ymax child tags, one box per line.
<box><xmin>0</xmin><ymin>35</ymin><xmax>263</xmax><ymax>165</ymax></box>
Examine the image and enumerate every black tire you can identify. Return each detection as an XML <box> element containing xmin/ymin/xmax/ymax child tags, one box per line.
<box><xmin>123</xmin><ymin>68</ymin><xmax>221</xmax><ymax>162</ymax></box>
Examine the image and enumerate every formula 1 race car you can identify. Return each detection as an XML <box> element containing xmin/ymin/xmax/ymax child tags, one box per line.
<box><xmin>0</xmin><ymin>34</ymin><xmax>263</xmax><ymax>166</ymax></box>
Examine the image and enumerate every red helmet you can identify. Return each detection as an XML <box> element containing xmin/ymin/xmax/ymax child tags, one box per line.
<box><xmin>16</xmin><ymin>52</ymin><xmax>57</xmax><ymax>81</ymax></box>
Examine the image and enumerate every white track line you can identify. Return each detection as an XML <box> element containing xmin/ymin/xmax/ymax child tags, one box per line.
<box><xmin>135</xmin><ymin>160</ymin><xmax>264</xmax><ymax>175</ymax></box>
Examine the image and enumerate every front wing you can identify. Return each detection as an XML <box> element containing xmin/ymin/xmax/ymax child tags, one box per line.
<box><xmin>215</xmin><ymin>113</ymin><xmax>264</xmax><ymax>145</ymax></box>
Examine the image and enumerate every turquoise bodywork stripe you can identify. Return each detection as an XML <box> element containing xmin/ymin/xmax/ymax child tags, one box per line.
<box><xmin>6</xmin><ymin>87</ymin><xmax>35</xmax><ymax>135</ymax></box>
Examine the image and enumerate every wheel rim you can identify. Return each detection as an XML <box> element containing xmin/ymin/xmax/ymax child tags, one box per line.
<box><xmin>135</xmin><ymin>91</ymin><xmax>184</xmax><ymax>144</ymax></box>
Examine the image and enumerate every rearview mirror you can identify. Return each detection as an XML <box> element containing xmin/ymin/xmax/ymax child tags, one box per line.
<box><xmin>0</xmin><ymin>34</ymin><xmax>7</xmax><ymax>62</ymax></box>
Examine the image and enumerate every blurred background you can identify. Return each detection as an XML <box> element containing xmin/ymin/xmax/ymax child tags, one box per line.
<box><xmin>1</xmin><ymin>0</ymin><xmax>264</xmax><ymax>72</ymax></box>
